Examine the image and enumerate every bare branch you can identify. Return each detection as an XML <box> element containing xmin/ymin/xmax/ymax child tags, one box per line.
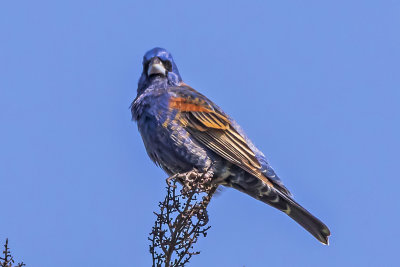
<box><xmin>149</xmin><ymin>170</ymin><xmax>217</xmax><ymax>267</ymax></box>
<box><xmin>0</xmin><ymin>239</ymin><xmax>25</xmax><ymax>267</ymax></box>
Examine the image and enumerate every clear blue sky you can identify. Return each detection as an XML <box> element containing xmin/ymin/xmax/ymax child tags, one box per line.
<box><xmin>1</xmin><ymin>1</ymin><xmax>399</xmax><ymax>266</ymax></box>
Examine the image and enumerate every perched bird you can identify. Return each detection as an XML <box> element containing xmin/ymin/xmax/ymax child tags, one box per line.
<box><xmin>131</xmin><ymin>47</ymin><xmax>331</xmax><ymax>244</ymax></box>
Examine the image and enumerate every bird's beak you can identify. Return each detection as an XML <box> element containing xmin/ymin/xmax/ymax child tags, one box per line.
<box><xmin>147</xmin><ymin>57</ymin><xmax>166</xmax><ymax>76</ymax></box>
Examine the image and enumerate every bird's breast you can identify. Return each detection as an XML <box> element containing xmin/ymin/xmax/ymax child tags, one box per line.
<box><xmin>133</xmin><ymin>91</ymin><xmax>213</xmax><ymax>174</ymax></box>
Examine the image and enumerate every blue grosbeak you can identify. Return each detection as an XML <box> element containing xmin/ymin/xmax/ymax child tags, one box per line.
<box><xmin>131</xmin><ymin>47</ymin><xmax>330</xmax><ymax>244</ymax></box>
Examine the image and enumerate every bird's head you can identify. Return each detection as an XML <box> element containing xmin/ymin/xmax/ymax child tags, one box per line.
<box><xmin>138</xmin><ymin>47</ymin><xmax>182</xmax><ymax>92</ymax></box>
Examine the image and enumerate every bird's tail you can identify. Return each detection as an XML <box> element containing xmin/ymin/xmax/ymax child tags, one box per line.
<box><xmin>229</xmin><ymin>176</ymin><xmax>331</xmax><ymax>244</ymax></box>
<box><xmin>272</xmin><ymin>191</ymin><xmax>330</xmax><ymax>245</ymax></box>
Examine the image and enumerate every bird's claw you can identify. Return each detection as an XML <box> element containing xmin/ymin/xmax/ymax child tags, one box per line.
<box><xmin>166</xmin><ymin>174</ymin><xmax>178</xmax><ymax>187</ymax></box>
<box><xmin>166</xmin><ymin>169</ymin><xmax>215</xmax><ymax>193</ymax></box>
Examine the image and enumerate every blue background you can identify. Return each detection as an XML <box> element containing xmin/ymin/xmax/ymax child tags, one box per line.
<box><xmin>1</xmin><ymin>1</ymin><xmax>399</xmax><ymax>266</ymax></box>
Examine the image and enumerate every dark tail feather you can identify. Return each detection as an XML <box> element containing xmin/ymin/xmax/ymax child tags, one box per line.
<box><xmin>228</xmin><ymin>175</ymin><xmax>330</xmax><ymax>244</ymax></box>
<box><xmin>283</xmin><ymin>194</ymin><xmax>330</xmax><ymax>244</ymax></box>
<box><xmin>227</xmin><ymin>175</ymin><xmax>331</xmax><ymax>245</ymax></box>
<box><xmin>261</xmin><ymin>189</ymin><xmax>331</xmax><ymax>245</ymax></box>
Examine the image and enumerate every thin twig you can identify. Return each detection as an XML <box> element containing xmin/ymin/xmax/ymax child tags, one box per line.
<box><xmin>148</xmin><ymin>170</ymin><xmax>217</xmax><ymax>266</ymax></box>
<box><xmin>0</xmin><ymin>239</ymin><xmax>25</xmax><ymax>267</ymax></box>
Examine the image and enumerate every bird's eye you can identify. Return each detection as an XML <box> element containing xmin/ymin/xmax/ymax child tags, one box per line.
<box><xmin>143</xmin><ymin>61</ymin><xmax>150</xmax><ymax>73</ymax></box>
<box><xmin>163</xmin><ymin>60</ymin><xmax>172</xmax><ymax>72</ymax></box>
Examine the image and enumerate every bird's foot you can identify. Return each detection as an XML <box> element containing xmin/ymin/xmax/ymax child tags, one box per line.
<box><xmin>166</xmin><ymin>174</ymin><xmax>178</xmax><ymax>188</ymax></box>
<box><xmin>166</xmin><ymin>169</ymin><xmax>215</xmax><ymax>194</ymax></box>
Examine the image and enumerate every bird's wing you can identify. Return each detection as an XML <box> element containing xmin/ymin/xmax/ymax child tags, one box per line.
<box><xmin>168</xmin><ymin>85</ymin><xmax>277</xmax><ymax>188</ymax></box>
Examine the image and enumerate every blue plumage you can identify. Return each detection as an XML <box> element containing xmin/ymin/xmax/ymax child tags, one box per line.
<box><xmin>131</xmin><ymin>47</ymin><xmax>330</xmax><ymax>244</ymax></box>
